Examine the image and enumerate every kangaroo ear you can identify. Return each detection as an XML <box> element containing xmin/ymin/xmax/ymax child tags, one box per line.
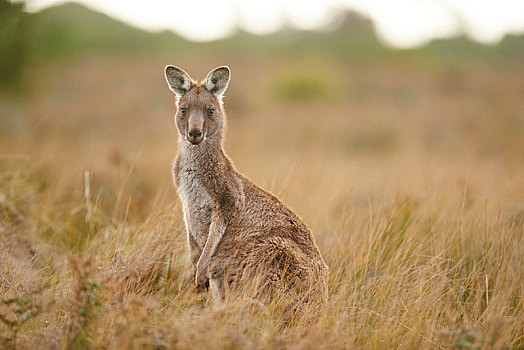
<box><xmin>205</xmin><ymin>66</ymin><xmax>230</xmax><ymax>99</ymax></box>
<box><xmin>165</xmin><ymin>65</ymin><xmax>192</xmax><ymax>97</ymax></box>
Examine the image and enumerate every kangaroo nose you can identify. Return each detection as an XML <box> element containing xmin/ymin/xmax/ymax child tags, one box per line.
<box><xmin>188</xmin><ymin>128</ymin><xmax>204</xmax><ymax>145</ymax></box>
<box><xmin>188</xmin><ymin>129</ymin><xmax>202</xmax><ymax>137</ymax></box>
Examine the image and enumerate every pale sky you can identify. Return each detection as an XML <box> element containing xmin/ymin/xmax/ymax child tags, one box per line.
<box><xmin>24</xmin><ymin>0</ymin><xmax>524</xmax><ymax>48</ymax></box>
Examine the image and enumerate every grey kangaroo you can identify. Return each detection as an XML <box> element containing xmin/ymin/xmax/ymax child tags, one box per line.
<box><xmin>165</xmin><ymin>65</ymin><xmax>328</xmax><ymax>308</ymax></box>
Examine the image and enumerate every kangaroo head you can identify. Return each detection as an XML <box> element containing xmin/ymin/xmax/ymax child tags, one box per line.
<box><xmin>164</xmin><ymin>66</ymin><xmax>230</xmax><ymax>145</ymax></box>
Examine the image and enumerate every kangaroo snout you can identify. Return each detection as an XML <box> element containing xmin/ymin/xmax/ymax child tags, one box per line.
<box><xmin>188</xmin><ymin>128</ymin><xmax>204</xmax><ymax>145</ymax></box>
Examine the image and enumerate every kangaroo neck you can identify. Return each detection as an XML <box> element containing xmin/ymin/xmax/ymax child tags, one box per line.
<box><xmin>179</xmin><ymin>137</ymin><xmax>227</xmax><ymax>168</ymax></box>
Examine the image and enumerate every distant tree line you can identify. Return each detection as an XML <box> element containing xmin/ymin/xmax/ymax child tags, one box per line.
<box><xmin>0</xmin><ymin>0</ymin><xmax>30</xmax><ymax>91</ymax></box>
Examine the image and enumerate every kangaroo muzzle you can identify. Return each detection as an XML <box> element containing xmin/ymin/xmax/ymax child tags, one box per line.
<box><xmin>187</xmin><ymin>112</ymin><xmax>205</xmax><ymax>145</ymax></box>
<box><xmin>188</xmin><ymin>128</ymin><xmax>204</xmax><ymax>145</ymax></box>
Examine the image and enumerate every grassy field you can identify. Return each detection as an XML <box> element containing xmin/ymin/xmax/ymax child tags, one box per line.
<box><xmin>1</xmin><ymin>4</ymin><xmax>524</xmax><ymax>348</ymax></box>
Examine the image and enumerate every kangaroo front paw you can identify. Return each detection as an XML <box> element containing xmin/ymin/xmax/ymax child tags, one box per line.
<box><xmin>195</xmin><ymin>279</ymin><xmax>210</xmax><ymax>293</ymax></box>
<box><xmin>195</xmin><ymin>269</ymin><xmax>210</xmax><ymax>293</ymax></box>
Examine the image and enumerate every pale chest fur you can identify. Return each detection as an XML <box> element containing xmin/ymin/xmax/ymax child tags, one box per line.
<box><xmin>175</xmin><ymin>156</ymin><xmax>213</xmax><ymax>248</ymax></box>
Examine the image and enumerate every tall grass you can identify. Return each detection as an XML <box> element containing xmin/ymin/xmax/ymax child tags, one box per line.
<box><xmin>1</xmin><ymin>150</ymin><xmax>522</xmax><ymax>348</ymax></box>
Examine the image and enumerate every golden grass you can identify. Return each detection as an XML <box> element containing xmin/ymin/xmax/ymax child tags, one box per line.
<box><xmin>1</xmin><ymin>53</ymin><xmax>523</xmax><ymax>349</ymax></box>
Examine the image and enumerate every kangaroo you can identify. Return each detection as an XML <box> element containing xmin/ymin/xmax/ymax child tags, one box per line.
<box><xmin>164</xmin><ymin>65</ymin><xmax>328</xmax><ymax>308</ymax></box>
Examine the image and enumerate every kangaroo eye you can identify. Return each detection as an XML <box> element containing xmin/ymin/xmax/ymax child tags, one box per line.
<box><xmin>180</xmin><ymin>108</ymin><xmax>187</xmax><ymax>116</ymax></box>
<box><xmin>207</xmin><ymin>109</ymin><xmax>215</xmax><ymax>117</ymax></box>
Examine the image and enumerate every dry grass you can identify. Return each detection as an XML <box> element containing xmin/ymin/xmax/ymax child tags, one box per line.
<box><xmin>0</xmin><ymin>53</ymin><xmax>523</xmax><ymax>349</ymax></box>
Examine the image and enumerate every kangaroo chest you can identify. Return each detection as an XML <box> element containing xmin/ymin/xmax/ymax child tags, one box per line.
<box><xmin>176</xmin><ymin>163</ymin><xmax>213</xmax><ymax>247</ymax></box>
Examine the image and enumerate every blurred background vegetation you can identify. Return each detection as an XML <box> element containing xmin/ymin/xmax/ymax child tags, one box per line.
<box><xmin>2</xmin><ymin>0</ymin><xmax>522</xmax><ymax>209</ymax></box>
<box><xmin>1</xmin><ymin>0</ymin><xmax>523</xmax><ymax>95</ymax></box>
